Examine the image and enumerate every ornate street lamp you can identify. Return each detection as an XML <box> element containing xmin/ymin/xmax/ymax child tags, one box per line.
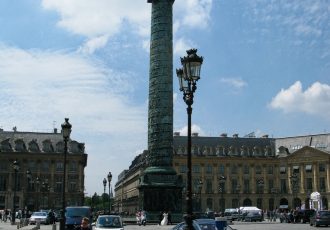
<box><xmin>11</xmin><ymin>160</ymin><xmax>20</xmax><ymax>225</ymax></box>
<box><xmin>107</xmin><ymin>172</ymin><xmax>112</xmax><ymax>214</ymax></box>
<box><xmin>177</xmin><ymin>48</ymin><xmax>203</xmax><ymax>230</ymax></box>
<box><xmin>60</xmin><ymin>118</ymin><xmax>72</xmax><ymax>230</ymax></box>
<box><xmin>103</xmin><ymin>178</ymin><xmax>107</xmax><ymax>213</ymax></box>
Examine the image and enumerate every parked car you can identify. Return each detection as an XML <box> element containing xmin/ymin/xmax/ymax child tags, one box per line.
<box><xmin>65</xmin><ymin>206</ymin><xmax>92</xmax><ymax>229</ymax></box>
<box><xmin>244</xmin><ymin>211</ymin><xmax>263</xmax><ymax>222</ymax></box>
<box><xmin>93</xmin><ymin>215</ymin><xmax>124</xmax><ymax>230</ymax></box>
<box><xmin>310</xmin><ymin>210</ymin><xmax>330</xmax><ymax>227</ymax></box>
<box><xmin>172</xmin><ymin>218</ymin><xmax>217</xmax><ymax>230</ymax></box>
<box><xmin>224</xmin><ymin>208</ymin><xmax>239</xmax><ymax>221</ymax></box>
<box><xmin>29</xmin><ymin>211</ymin><xmax>50</xmax><ymax>225</ymax></box>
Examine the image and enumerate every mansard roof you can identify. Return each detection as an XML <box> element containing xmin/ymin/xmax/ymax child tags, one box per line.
<box><xmin>0</xmin><ymin>130</ymin><xmax>85</xmax><ymax>154</ymax></box>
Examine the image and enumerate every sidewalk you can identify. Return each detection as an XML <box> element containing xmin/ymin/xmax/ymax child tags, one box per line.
<box><xmin>0</xmin><ymin>220</ymin><xmax>56</xmax><ymax>230</ymax></box>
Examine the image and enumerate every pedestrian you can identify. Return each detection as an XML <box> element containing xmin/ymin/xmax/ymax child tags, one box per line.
<box><xmin>158</xmin><ymin>211</ymin><xmax>163</xmax><ymax>225</ymax></box>
<box><xmin>167</xmin><ymin>211</ymin><xmax>172</xmax><ymax>225</ymax></box>
<box><xmin>74</xmin><ymin>217</ymin><xmax>91</xmax><ymax>230</ymax></box>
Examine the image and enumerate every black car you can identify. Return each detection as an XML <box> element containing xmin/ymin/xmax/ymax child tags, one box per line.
<box><xmin>244</xmin><ymin>211</ymin><xmax>263</xmax><ymax>222</ymax></box>
<box><xmin>310</xmin><ymin>210</ymin><xmax>330</xmax><ymax>227</ymax></box>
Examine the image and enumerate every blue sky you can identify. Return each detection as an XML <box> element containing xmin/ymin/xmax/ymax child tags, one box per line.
<box><xmin>0</xmin><ymin>0</ymin><xmax>329</xmax><ymax>195</ymax></box>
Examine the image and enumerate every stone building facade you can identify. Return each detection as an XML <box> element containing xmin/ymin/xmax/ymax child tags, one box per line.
<box><xmin>114</xmin><ymin>133</ymin><xmax>330</xmax><ymax>214</ymax></box>
<box><xmin>0</xmin><ymin>128</ymin><xmax>87</xmax><ymax>211</ymax></box>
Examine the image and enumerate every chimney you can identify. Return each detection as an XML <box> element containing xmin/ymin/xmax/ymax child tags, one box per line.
<box><xmin>262</xmin><ymin>134</ymin><xmax>269</xmax><ymax>138</ymax></box>
<box><xmin>54</xmin><ymin>128</ymin><xmax>58</xmax><ymax>134</ymax></box>
<box><xmin>220</xmin><ymin>133</ymin><xmax>227</xmax><ymax>137</ymax></box>
<box><xmin>173</xmin><ymin>132</ymin><xmax>180</xmax><ymax>136</ymax></box>
<box><xmin>192</xmin><ymin>132</ymin><xmax>199</xmax><ymax>137</ymax></box>
<box><xmin>233</xmin><ymin>133</ymin><xmax>239</xmax><ymax>138</ymax></box>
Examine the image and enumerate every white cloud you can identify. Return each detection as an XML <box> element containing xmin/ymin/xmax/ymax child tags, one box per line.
<box><xmin>176</xmin><ymin>124</ymin><xmax>205</xmax><ymax>136</ymax></box>
<box><xmin>42</xmin><ymin>0</ymin><xmax>150</xmax><ymax>38</ymax></box>
<box><xmin>0</xmin><ymin>45</ymin><xmax>146</xmax><ymax>134</ymax></box>
<box><xmin>269</xmin><ymin>81</ymin><xmax>330</xmax><ymax>119</ymax></box>
<box><xmin>174</xmin><ymin>37</ymin><xmax>196</xmax><ymax>57</ymax></box>
<box><xmin>220</xmin><ymin>78</ymin><xmax>247</xmax><ymax>89</ymax></box>
<box><xmin>42</xmin><ymin>0</ymin><xmax>213</xmax><ymax>53</ymax></box>
<box><xmin>175</xmin><ymin>0</ymin><xmax>212</xmax><ymax>29</ymax></box>
<box><xmin>78</xmin><ymin>35</ymin><xmax>110</xmax><ymax>54</ymax></box>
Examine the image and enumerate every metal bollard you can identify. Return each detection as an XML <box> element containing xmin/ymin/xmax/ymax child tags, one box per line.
<box><xmin>52</xmin><ymin>223</ymin><xmax>57</xmax><ymax>230</ymax></box>
<box><xmin>36</xmin><ymin>220</ymin><xmax>40</xmax><ymax>229</ymax></box>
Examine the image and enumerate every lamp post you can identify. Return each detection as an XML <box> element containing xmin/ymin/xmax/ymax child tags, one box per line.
<box><xmin>26</xmin><ymin>169</ymin><xmax>32</xmax><ymax>216</ymax></box>
<box><xmin>60</xmin><ymin>118</ymin><xmax>72</xmax><ymax>230</ymax></box>
<box><xmin>290</xmin><ymin>173</ymin><xmax>299</xmax><ymax>209</ymax></box>
<box><xmin>219</xmin><ymin>176</ymin><xmax>226</xmax><ymax>212</ymax></box>
<box><xmin>11</xmin><ymin>160</ymin><xmax>20</xmax><ymax>225</ymax></box>
<box><xmin>35</xmin><ymin>177</ymin><xmax>40</xmax><ymax>210</ymax></box>
<box><xmin>107</xmin><ymin>172</ymin><xmax>112</xmax><ymax>214</ymax></box>
<box><xmin>236</xmin><ymin>184</ymin><xmax>241</xmax><ymax>220</ymax></box>
<box><xmin>103</xmin><ymin>178</ymin><xmax>107</xmax><ymax>213</ymax></box>
<box><xmin>197</xmin><ymin>179</ymin><xmax>203</xmax><ymax>212</ymax></box>
<box><xmin>177</xmin><ymin>48</ymin><xmax>203</xmax><ymax>230</ymax></box>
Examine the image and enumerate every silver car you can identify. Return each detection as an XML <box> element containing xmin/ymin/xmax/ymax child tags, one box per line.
<box><xmin>29</xmin><ymin>211</ymin><xmax>49</xmax><ymax>225</ymax></box>
<box><xmin>93</xmin><ymin>215</ymin><xmax>124</xmax><ymax>230</ymax></box>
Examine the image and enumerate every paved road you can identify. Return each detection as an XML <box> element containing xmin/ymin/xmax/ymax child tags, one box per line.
<box><xmin>1</xmin><ymin>221</ymin><xmax>330</xmax><ymax>230</ymax></box>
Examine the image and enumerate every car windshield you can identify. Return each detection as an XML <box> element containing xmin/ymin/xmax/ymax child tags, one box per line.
<box><xmin>320</xmin><ymin>211</ymin><xmax>330</xmax><ymax>217</ymax></box>
<box><xmin>33</xmin><ymin>212</ymin><xmax>46</xmax><ymax>216</ymax></box>
<box><xmin>199</xmin><ymin>224</ymin><xmax>217</xmax><ymax>230</ymax></box>
<box><xmin>66</xmin><ymin>207</ymin><xmax>90</xmax><ymax>218</ymax></box>
<box><xmin>97</xmin><ymin>216</ymin><xmax>122</xmax><ymax>228</ymax></box>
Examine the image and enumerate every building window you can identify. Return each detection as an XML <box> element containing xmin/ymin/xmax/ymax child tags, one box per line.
<box><xmin>218</xmin><ymin>165</ymin><xmax>225</xmax><ymax>174</ymax></box>
<box><xmin>56</xmin><ymin>162</ymin><xmax>63</xmax><ymax>172</ymax></box>
<box><xmin>192</xmin><ymin>165</ymin><xmax>200</xmax><ymax>173</ymax></box>
<box><xmin>306</xmin><ymin>178</ymin><xmax>313</xmax><ymax>190</ymax></box>
<box><xmin>293</xmin><ymin>166</ymin><xmax>299</xmax><ymax>174</ymax></box>
<box><xmin>319</xmin><ymin>163</ymin><xmax>326</xmax><ymax>172</ymax></box>
<box><xmin>243</xmin><ymin>179</ymin><xmax>250</xmax><ymax>193</ymax></box>
<box><xmin>28</xmin><ymin>161</ymin><xmax>37</xmax><ymax>172</ymax></box>
<box><xmin>255</xmin><ymin>165</ymin><xmax>262</xmax><ymax>174</ymax></box>
<box><xmin>268</xmin><ymin>179</ymin><xmax>274</xmax><ymax>193</ymax></box>
<box><xmin>206</xmin><ymin>198</ymin><xmax>213</xmax><ymax>210</ymax></box>
<box><xmin>231</xmin><ymin>179</ymin><xmax>238</xmax><ymax>193</ymax></box>
<box><xmin>55</xmin><ymin>182</ymin><xmax>63</xmax><ymax>193</ymax></box>
<box><xmin>0</xmin><ymin>162</ymin><xmax>7</xmax><ymax>171</ymax></box>
<box><xmin>280</xmin><ymin>179</ymin><xmax>287</xmax><ymax>193</ymax></box>
<box><xmin>267</xmin><ymin>165</ymin><xmax>273</xmax><ymax>174</ymax></box>
<box><xmin>41</xmin><ymin>161</ymin><xmax>50</xmax><ymax>172</ymax></box>
<box><xmin>179</xmin><ymin>165</ymin><xmax>187</xmax><ymax>173</ymax></box>
<box><xmin>206</xmin><ymin>179</ymin><xmax>213</xmax><ymax>194</ymax></box>
<box><xmin>243</xmin><ymin>165</ymin><xmax>249</xmax><ymax>174</ymax></box>
<box><xmin>280</xmin><ymin>166</ymin><xmax>286</xmax><ymax>174</ymax></box>
<box><xmin>206</xmin><ymin>164</ymin><xmax>213</xmax><ymax>174</ymax></box>
<box><xmin>305</xmin><ymin>165</ymin><xmax>312</xmax><ymax>173</ymax></box>
<box><xmin>0</xmin><ymin>175</ymin><xmax>7</xmax><ymax>191</ymax></box>
<box><xmin>68</xmin><ymin>182</ymin><xmax>77</xmax><ymax>192</ymax></box>
<box><xmin>69</xmin><ymin>162</ymin><xmax>78</xmax><ymax>172</ymax></box>
<box><xmin>320</xmin><ymin>178</ymin><xmax>326</xmax><ymax>192</ymax></box>
<box><xmin>231</xmin><ymin>165</ymin><xmax>237</xmax><ymax>174</ymax></box>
